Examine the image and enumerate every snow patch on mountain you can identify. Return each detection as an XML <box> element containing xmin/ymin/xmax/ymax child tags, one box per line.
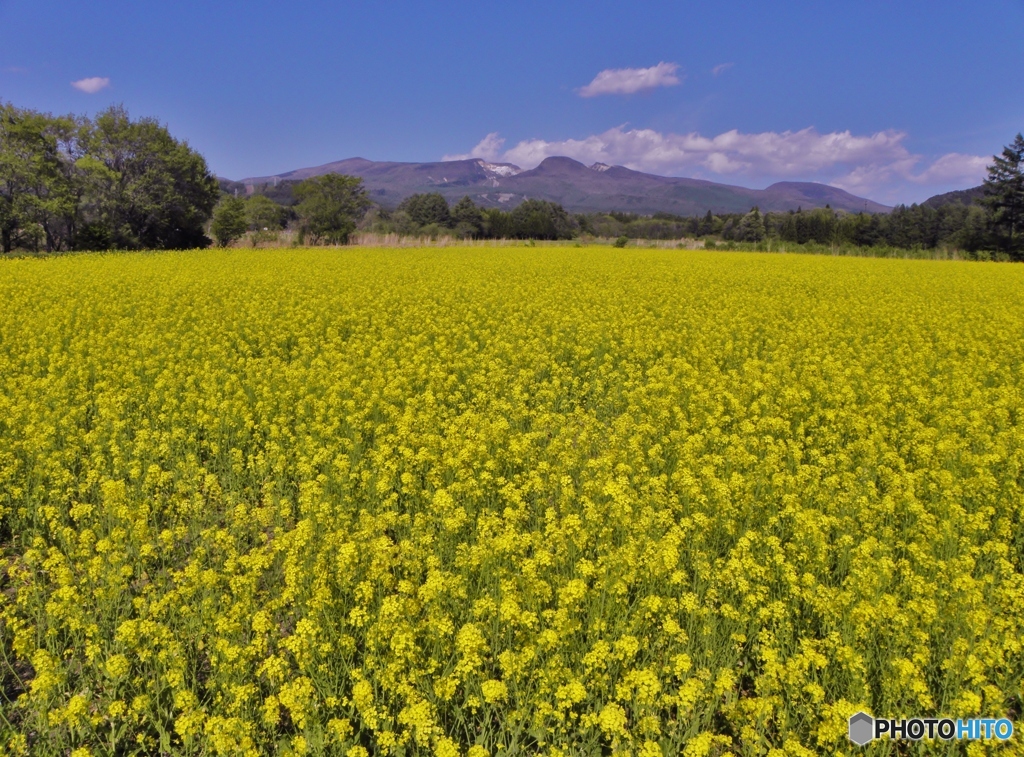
<box><xmin>477</xmin><ymin>160</ymin><xmax>522</xmax><ymax>177</ymax></box>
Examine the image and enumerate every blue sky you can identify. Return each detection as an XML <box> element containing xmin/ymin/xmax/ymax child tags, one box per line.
<box><xmin>1</xmin><ymin>0</ymin><xmax>1022</xmax><ymax>204</ymax></box>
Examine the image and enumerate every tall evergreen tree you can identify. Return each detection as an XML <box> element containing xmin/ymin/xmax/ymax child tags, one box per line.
<box><xmin>982</xmin><ymin>133</ymin><xmax>1024</xmax><ymax>259</ymax></box>
<box><xmin>699</xmin><ymin>209</ymin><xmax>715</xmax><ymax>236</ymax></box>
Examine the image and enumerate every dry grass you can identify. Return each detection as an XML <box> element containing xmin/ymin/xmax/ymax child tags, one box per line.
<box><xmin>230</xmin><ymin>230</ymin><xmax>708</xmax><ymax>249</ymax></box>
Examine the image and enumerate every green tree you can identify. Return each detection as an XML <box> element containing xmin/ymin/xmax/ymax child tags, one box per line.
<box><xmin>982</xmin><ymin>133</ymin><xmax>1024</xmax><ymax>259</ymax></box>
<box><xmin>1</xmin><ymin>103</ymin><xmax>42</xmax><ymax>253</ymax></box>
<box><xmin>245</xmin><ymin>194</ymin><xmax>286</xmax><ymax>231</ymax></box>
<box><xmin>80</xmin><ymin>105</ymin><xmax>219</xmax><ymax>249</ymax></box>
<box><xmin>485</xmin><ymin>208</ymin><xmax>513</xmax><ymax>239</ymax></box>
<box><xmin>211</xmin><ymin>196</ymin><xmax>248</xmax><ymax>247</ymax></box>
<box><xmin>0</xmin><ymin>103</ymin><xmax>83</xmax><ymax>253</ymax></box>
<box><xmin>698</xmin><ymin>210</ymin><xmax>716</xmax><ymax>237</ymax></box>
<box><xmin>509</xmin><ymin>199</ymin><xmax>577</xmax><ymax>240</ymax></box>
<box><xmin>388</xmin><ymin>209</ymin><xmax>420</xmax><ymax>236</ymax></box>
<box><xmin>293</xmin><ymin>173</ymin><xmax>370</xmax><ymax>245</ymax></box>
<box><xmin>398</xmin><ymin>193</ymin><xmax>451</xmax><ymax>228</ymax></box>
<box><xmin>451</xmin><ymin>195</ymin><xmax>485</xmax><ymax>238</ymax></box>
<box><xmin>737</xmin><ymin>207</ymin><xmax>766</xmax><ymax>242</ymax></box>
<box><xmin>1</xmin><ymin>102</ymin><xmax>221</xmax><ymax>253</ymax></box>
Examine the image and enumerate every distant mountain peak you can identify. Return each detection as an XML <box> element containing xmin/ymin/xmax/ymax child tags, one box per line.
<box><xmin>535</xmin><ymin>156</ymin><xmax>588</xmax><ymax>169</ymax></box>
<box><xmin>236</xmin><ymin>156</ymin><xmax>891</xmax><ymax>215</ymax></box>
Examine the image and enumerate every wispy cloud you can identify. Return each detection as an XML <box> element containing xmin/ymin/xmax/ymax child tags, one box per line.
<box><xmin>827</xmin><ymin>151</ymin><xmax>990</xmax><ymax>197</ymax></box>
<box><xmin>449</xmin><ymin>126</ymin><xmax>991</xmax><ymax>200</ymax></box>
<box><xmin>71</xmin><ymin>76</ymin><xmax>110</xmax><ymax>94</ymax></box>
<box><xmin>578</xmin><ymin>62</ymin><xmax>682</xmax><ymax>97</ymax></box>
<box><xmin>3</xmin><ymin>66</ymin><xmax>29</xmax><ymax>74</ymax></box>
<box><xmin>912</xmin><ymin>153</ymin><xmax>990</xmax><ymax>185</ymax></box>
<box><xmin>443</xmin><ymin>132</ymin><xmax>507</xmax><ymax>162</ymax></box>
<box><xmin>712</xmin><ymin>62</ymin><xmax>734</xmax><ymax>76</ymax></box>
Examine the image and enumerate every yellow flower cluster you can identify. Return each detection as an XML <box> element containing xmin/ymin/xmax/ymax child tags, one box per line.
<box><xmin>0</xmin><ymin>247</ymin><xmax>1022</xmax><ymax>755</ymax></box>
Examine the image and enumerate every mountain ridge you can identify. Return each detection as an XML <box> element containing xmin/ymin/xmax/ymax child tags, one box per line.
<box><xmin>236</xmin><ymin>156</ymin><xmax>893</xmax><ymax>215</ymax></box>
<box><xmin>921</xmin><ymin>185</ymin><xmax>985</xmax><ymax>209</ymax></box>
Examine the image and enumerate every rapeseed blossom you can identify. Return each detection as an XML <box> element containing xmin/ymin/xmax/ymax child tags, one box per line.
<box><xmin>0</xmin><ymin>247</ymin><xmax>1022</xmax><ymax>755</ymax></box>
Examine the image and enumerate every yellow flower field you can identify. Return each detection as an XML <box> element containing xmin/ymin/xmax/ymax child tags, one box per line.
<box><xmin>1</xmin><ymin>247</ymin><xmax>1022</xmax><ymax>756</ymax></box>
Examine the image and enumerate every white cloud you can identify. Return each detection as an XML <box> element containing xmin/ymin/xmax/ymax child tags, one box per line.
<box><xmin>912</xmin><ymin>153</ymin><xmax>990</xmax><ymax>184</ymax></box>
<box><xmin>578</xmin><ymin>62</ymin><xmax>682</xmax><ymax>97</ymax></box>
<box><xmin>496</xmin><ymin>125</ymin><xmax>914</xmax><ymax>177</ymax></box>
<box><xmin>450</xmin><ymin>126</ymin><xmax>991</xmax><ymax>200</ymax></box>
<box><xmin>829</xmin><ymin>152</ymin><xmax>989</xmax><ymax>197</ymax></box>
<box><xmin>712</xmin><ymin>62</ymin><xmax>734</xmax><ymax>76</ymax></box>
<box><xmin>442</xmin><ymin>132</ymin><xmax>505</xmax><ymax>162</ymax></box>
<box><xmin>71</xmin><ymin>77</ymin><xmax>110</xmax><ymax>94</ymax></box>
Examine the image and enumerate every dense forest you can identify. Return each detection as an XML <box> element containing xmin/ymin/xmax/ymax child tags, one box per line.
<box><xmin>583</xmin><ymin>203</ymin><xmax>991</xmax><ymax>250</ymax></box>
<box><xmin>4</xmin><ymin>101</ymin><xmax>1023</xmax><ymax>260</ymax></box>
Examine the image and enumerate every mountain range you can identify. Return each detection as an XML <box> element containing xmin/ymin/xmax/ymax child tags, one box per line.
<box><xmin>235</xmin><ymin>156</ymin><xmax>892</xmax><ymax>215</ymax></box>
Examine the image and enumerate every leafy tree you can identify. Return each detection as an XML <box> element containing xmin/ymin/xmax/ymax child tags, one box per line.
<box><xmin>451</xmin><ymin>195</ymin><xmax>486</xmax><ymax>238</ymax></box>
<box><xmin>398</xmin><ymin>193</ymin><xmax>451</xmax><ymax>228</ymax></box>
<box><xmin>293</xmin><ymin>173</ymin><xmax>370</xmax><ymax>245</ymax></box>
<box><xmin>388</xmin><ymin>209</ymin><xmax>420</xmax><ymax>236</ymax></box>
<box><xmin>575</xmin><ymin>213</ymin><xmax>596</xmax><ymax>236</ymax></box>
<box><xmin>80</xmin><ymin>105</ymin><xmax>219</xmax><ymax>249</ymax></box>
<box><xmin>509</xmin><ymin>199</ymin><xmax>577</xmax><ymax>240</ymax></box>
<box><xmin>211</xmin><ymin>196</ymin><xmax>248</xmax><ymax>247</ymax></box>
<box><xmin>245</xmin><ymin>194</ymin><xmax>286</xmax><ymax>231</ymax></box>
<box><xmin>736</xmin><ymin>207</ymin><xmax>766</xmax><ymax>242</ymax></box>
<box><xmin>1</xmin><ymin>103</ymin><xmax>41</xmax><ymax>253</ymax></box>
<box><xmin>419</xmin><ymin>222</ymin><xmax>450</xmax><ymax>239</ymax></box>
<box><xmin>0</xmin><ymin>103</ymin><xmax>83</xmax><ymax>253</ymax></box>
<box><xmin>485</xmin><ymin>208</ymin><xmax>513</xmax><ymax>239</ymax></box>
<box><xmin>982</xmin><ymin>133</ymin><xmax>1024</xmax><ymax>259</ymax></box>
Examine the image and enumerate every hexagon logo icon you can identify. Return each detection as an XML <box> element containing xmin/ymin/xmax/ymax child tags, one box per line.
<box><xmin>848</xmin><ymin>711</ymin><xmax>874</xmax><ymax>745</ymax></box>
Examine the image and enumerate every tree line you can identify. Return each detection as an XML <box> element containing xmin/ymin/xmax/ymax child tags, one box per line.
<box><xmin>4</xmin><ymin>100</ymin><xmax>1022</xmax><ymax>259</ymax></box>
<box><xmin>585</xmin><ymin>202</ymin><xmax>991</xmax><ymax>251</ymax></box>
<box><xmin>373</xmin><ymin>194</ymin><xmax>578</xmax><ymax>241</ymax></box>
<box><xmin>222</xmin><ymin>134</ymin><xmax>1024</xmax><ymax>260</ymax></box>
<box><xmin>209</xmin><ymin>185</ymin><xmax>580</xmax><ymax>246</ymax></box>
